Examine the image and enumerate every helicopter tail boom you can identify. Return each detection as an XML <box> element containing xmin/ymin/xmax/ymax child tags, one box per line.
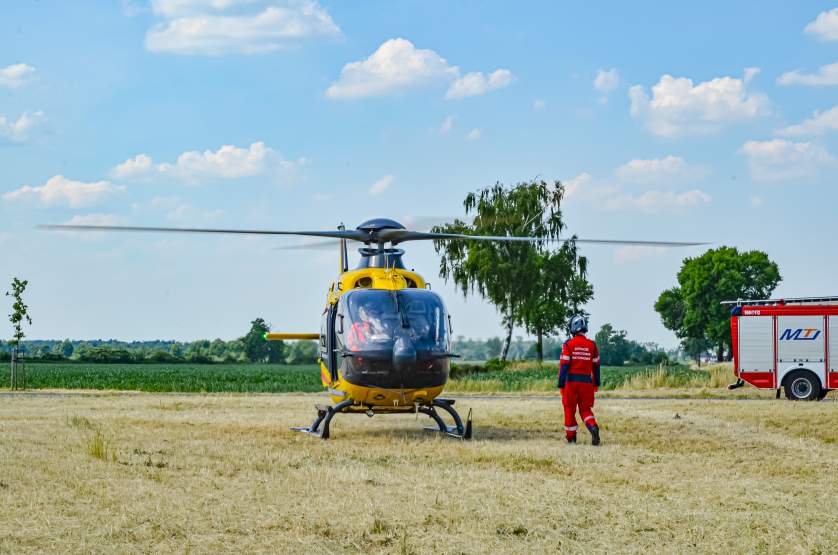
<box><xmin>264</xmin><ymin>333</ymin><xmax>319</xmax><ymax>341</ymax></box>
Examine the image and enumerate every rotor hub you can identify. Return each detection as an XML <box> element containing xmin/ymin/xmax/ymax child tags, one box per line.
<box><xmin>356</xmin><ymin>218</ymin><xmax>405</xmax><ymax>233</ymax></box>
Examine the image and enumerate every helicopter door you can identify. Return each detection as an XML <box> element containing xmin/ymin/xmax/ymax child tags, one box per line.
<box><xmin>325</xmin><ymin>305</ymin><xmax>339</xmax><ymax>381</ymax></box>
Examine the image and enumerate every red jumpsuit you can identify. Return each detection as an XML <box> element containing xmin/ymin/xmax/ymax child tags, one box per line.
<box><xmin>558</xmin><ymin>334</ymin><xmax>600</xmax><ymax>441</ymax></box>
<box><xmin>346</xmin><ymin>322</ymin><xmax>372</xmax><ymax>351</ymax></box>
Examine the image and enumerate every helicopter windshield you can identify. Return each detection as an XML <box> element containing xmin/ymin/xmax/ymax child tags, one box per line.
<box><xmin>340</xmin><ymin>289</ymin><xmax>449</xmax><ymax>352</ymax></box>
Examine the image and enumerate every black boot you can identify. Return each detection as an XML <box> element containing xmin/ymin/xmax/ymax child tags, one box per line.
<box><xmin>589</xmin><ymin>425</ymin><xmax>600</xmax><ymax>446</ymax></box>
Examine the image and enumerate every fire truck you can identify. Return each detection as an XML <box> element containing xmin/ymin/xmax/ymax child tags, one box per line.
<box><xmin>725</xmin><ymin>297</ymin><xmax>838</xmax><ymax>400</ymax></box>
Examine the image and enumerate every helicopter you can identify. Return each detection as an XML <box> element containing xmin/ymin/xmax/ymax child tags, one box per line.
<box><xmin>42</xmin><ymin>217</ymin><xmax>705</xmax><ymax>439</ymax></box>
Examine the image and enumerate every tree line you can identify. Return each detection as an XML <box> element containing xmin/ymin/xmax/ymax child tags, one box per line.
<box><xmin>0</xmin><ymin>318</ymin><xmax>318</xmax><ymax>365</ymax></box>
<box><xmin>451</xmin><ymin>323</ymin><xmax>675</xmax><ymax>365</ymax></box>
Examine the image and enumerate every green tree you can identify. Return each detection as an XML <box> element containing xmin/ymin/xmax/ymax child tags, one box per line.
<box><xmin>433</xmin><ymin>180</ymin><xmax>591</xmax><ymax>361</ymax></box>
<box><xmin>266</xmin><ymin>337</ymin><xmax>286</xmax><ymax>363</ymax></box>
<box><xmin>485</xmin><ymin>337</ymin><xmax>502</xmax><ymax>359</ymax></box>
<box><xmin>242</xmin><ymin>318</ymin><xmax>269</xmax><ymax>362</ymax></box>
<box><xmin>520</xmin><ymin>245</ymin><xmax>593</xmax><ymax>361</ymax></box>
<box><xmin>655</xmin><ymin>247</ymin><xmax>781</xmax><ymax>362</ymax></box>
<box><xmin>55</xmin><ymin>339</ymin><xmax>74</xmax><ymax>358</ymax></box>
<box><xmin>286</xmin><ymin>341</ymin><xmax>317</xmax><ymax>364</ymax></box>
<box><xmin>6</xmin><ymin>278</ymin><xmax>32</xmax><ymax>350</ymax></box>
<box><xmin>242</xmin><ymin>318</ymin><xmax>286</xmax><ymax>363</ymax></box>
<box><xmin>594</xmin><ymin>323</ymin><xmax>632</xmax><ymax>366</ymax></box>
<box><xmin>681</xmin><ymin>337</ymin><xmax>713</xmax><ymax>366</ymax></box>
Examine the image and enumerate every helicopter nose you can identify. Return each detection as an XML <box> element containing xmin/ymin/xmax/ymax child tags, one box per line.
<box><xmin>392</xmin><ymin>335</ymin><xmax>417</xmax><ymax>369</ymax></box>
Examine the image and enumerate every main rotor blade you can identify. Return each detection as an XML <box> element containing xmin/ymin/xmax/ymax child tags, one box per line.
<box><xmin>39</xmin><ymin>224</ymin><xmax>369</xmax><ymax>242</ymax></box>
<box><xmin>380</xmin><ymin>229</ymin><xmax>708</xmax><ymax>247</ymax></box>
<box><xmin>274</xmin><ymin>240</ymin><xmax>344</xmax><ymax>251</ymax></box>
<box><xmin>572</xmin><ymin>238</ymin><xmax>709</xmax><ymax>247</ymax></box>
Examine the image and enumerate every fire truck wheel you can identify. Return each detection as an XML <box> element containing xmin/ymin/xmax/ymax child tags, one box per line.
<box><xmin>818</xmin><ymin>388</ymin><xmax>829</xmax><ymax>400</ymax></box>
<box><xmin>783</xmin><ymin>370</ymin><xmax>820</xmax><ymax>401</ymax></box>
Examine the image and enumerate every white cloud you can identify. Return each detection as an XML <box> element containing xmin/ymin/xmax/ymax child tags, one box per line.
<box><xmin>0</xmin><ymin>63</ymin><xmax>36</xmax><ymax>88</ymax></box>
<box><xmin>121</xmin><ymin>0</ymin><xmax>149</xmax><ymax>16</ymax></box>
<box><xmin>326</xmin><ymin>38</ymin><xmax>458</xmax><ymax>99</ymax></box>
<box><xmin>629</xmin><ymin>72</ymin><xmax>769</xmax><ymax>136</ymax></box>
<box><xmin>777</xmin><ymin>62</ymin><xmax>838</xmax><ymax>86</ymax></box>
<box><xmin>64</xmin><ymin>213</ymin><xmax>125</xmax><ymax>226</ymax></box>
<box><xmin>166</xmin><ymin>204</ymin><xmax>225</xmax><ymax>223</ymax></box>
<box><xmin>563</xmin><ymin>172</ymin><xmax>592</xmax><ymax>199</ymax></box>
<box><xmin>145</xmin><ymin>1</ymin><xmax>341</xmax><ymax>55</ymax></box>
<box><xmin>3</xmin><ymin>175</ymin><xmax>125</xmax><ymax>207</ymax></box>
<box><xmin>740</xmin><ymin>139</ymin><xmax>835</xmax><ymax>182</ymax></box>
<box><xmin>326</xmin><ymin>38</ymin><xmax>512</xmax><ymax>101</ymax></box>
<box><xmin>439</xmin><ymin>115</ymin><xmax>455</xmax><ymax>135</ymax></box>
<box><xmin>446</xmin><ymin>69</ymin><xmax>513</xmax><ymax>99</ymax></box>
<box><xmin>775</xmin><ymin>106</ymin><xmax>838</xmax><ymax>136</ymax></box>
<box><xmin>615</xmin><ymin>155</ymin><xmax>697</xmax><ymax>184</ymax></box>
<box><xmin>594</xmin><ymin>68</ymin><xmax>619</xmax><ymax>92</ymax></box>
<box><xmin>750</xmin><ymin>196</ymin><xmax>764</xmax><ymax>208</ymax></box>
<box><xmin>112</xmin><ymin>153</ymin><xmax>154</xmax><ymax>179</ymax></box>
<box><xmin>151</xmin><ymin>0</ymin><xmax>262</xmax><ymax>18</ymax></box>
<box><xmin>167</xmin><ymin>141</ymin><xmax>273</xmax><ymax>178</ymax></box>
<box><xmin>533</xmin><ymin>99</ymin><xmax>545</xmax><ymax>110</ymax></box>
<box><xmin>150</xmin><ymin>195</ymin><xmax>180</xmax><ymax>209</ymax></box>
<box><xmin>466</xmin><ymin>128</ymin><xmax>482</xmax><ymax>141</ymax></box>
<box><xmin>57</xmin><ymin>214</ymin><xmax>127</xmax><ymax>240</ymax></box>
<box><xmin>743</xmin><ymin>67</ymin><xmax>761</xmax><ymax>83</ymax></box>
<box><xmin>0</xmin><ymin>111</ymin><xmax>44</xmax><ymax>142</ymax></box>
<box><xmin>605</xmin><ymin>189</ymin><xmax>712</xmax><ymax>212</ymax></box>
<box><xmin>805</xmin><ymin>8</ymin><xmax>838</xmax><ymax>41</ymax></box>
<box><xmin>614</xmin><ymin>245</ymin><xmax>667</xmax><ymax>264</ymax></box>
<box><xmin>369</xmin><ymin>174</ymin><xmax>394</xmax><ymax>196</ymax></box>
<box><xmin>111</xmin><ymin>141</ymin><xmax>306</xmax><ymax>183</ymax></box>
<box><xmin>565</xmin><ymin>162</ymin><xmax>711</xmax><ymax>213</ymax></box>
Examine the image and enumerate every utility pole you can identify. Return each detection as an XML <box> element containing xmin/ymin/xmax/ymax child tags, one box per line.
<box><xmin>7</xmin><ymin>278</ymin><xmax>32</xmax><ymax>390</ymax></box>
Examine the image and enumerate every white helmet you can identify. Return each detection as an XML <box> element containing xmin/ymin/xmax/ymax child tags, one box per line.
<box><xmin>569</xmin><ymin>314</ymin><xmax>588</xmax><ymax>335</ymax></box>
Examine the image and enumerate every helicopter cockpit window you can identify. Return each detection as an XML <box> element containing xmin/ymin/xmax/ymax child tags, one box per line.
<box><xmin>400</xmin><ymin>291</ymin><xmax>449</xmax><ymax>350</ymax></box>
<box><xmin>338</xmin><ymin>289</ymin><xmax>449</xmax><ymax>352</ymax></box>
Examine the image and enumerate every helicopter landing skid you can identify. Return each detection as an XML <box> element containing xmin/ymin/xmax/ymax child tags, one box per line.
<box><xmin>290</xmin><ymin>399</ymin><xmax>354</xmax><ymax>440</ymax></box>
<box><xmin>291</xmin><ymin>398</ymin><xmax>473</xmax><ymax>440</ymax></box>
<box><xmin>419</xmin><ymin>398</ymin><xmax>473</xmax><ymax>440</ymax></box>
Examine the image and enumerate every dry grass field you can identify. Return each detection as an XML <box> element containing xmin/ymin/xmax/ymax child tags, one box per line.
<box><xmin>0</xmin><ymin>392</ymin><xmax>836</xmax><ymax>554</ymax></box>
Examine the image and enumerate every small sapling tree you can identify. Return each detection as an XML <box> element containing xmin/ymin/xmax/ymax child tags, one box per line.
<box><xmin>6</xmin><ymin>278</ymin><xmax>32</xmax><ymax>389</ymax></box>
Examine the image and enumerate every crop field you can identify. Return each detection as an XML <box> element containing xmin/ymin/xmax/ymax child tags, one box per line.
<box><xmin>447</xmin><ymin>362</ymin><xmax>733</xmax><ymax>393</ymax></box>
<box><xmin>0</xmin><ymin>392</ymin><xmax>835</xmax><ymax>553</ymax></box>
<box><xmin>11</xmin><ymin>362</ymin><xmax>733</xmax><ymax>394</ymax></box>
<box><xmin>12</xmin><ymin>363</ymin><xmax>323</xmax><ymax>393</ymax></box>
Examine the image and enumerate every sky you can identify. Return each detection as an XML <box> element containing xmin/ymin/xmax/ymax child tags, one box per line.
<box><xmin>2</xmin><ymin>1</ymin><xmax>838</xmax><ymax>347</ymax></box>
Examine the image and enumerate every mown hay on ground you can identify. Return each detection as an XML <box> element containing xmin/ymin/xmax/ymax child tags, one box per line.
<box><xmin>0</xmin><ymin>392</ymin><xmax>835</xmax><ymax>553</ymax></box>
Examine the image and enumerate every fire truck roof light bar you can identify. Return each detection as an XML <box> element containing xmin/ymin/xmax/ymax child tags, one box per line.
<box><xmin>720</xmin><ymin>296</ymin><xmax>838</xmax><ymax>306</ymax></box>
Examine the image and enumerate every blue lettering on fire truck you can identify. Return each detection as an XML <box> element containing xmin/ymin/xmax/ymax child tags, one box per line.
<box><xmin>779</xmin><ymin>328</ymin><xmax>821</xmax><ymax>341</ymax></box>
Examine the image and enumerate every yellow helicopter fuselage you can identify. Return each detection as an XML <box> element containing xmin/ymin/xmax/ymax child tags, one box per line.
<box><xmin>267</xmin><ymin>264</ymin><xmax>450</xmax><ymax>412</ymax></box>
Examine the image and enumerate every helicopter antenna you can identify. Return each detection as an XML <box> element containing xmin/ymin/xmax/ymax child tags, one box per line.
<box><xmin>338</xmin><ymin>222</ymin><xmax>348</xmax><ymax>273</ymax></box>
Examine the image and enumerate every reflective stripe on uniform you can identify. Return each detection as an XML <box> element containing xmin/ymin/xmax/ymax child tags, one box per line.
<box><xmin>560</xmin><ymin>355</ymin><xmax>571</xmax><ymax>361</ymax></box>
<box><xmin>584</xmin><ymin>415</ymin><xmax>596</xmax><ymax>423</ymax></box>
<box><xmin>592</xmin><ymin>357</ymin><xmax>600</xmax><ymax>363</ymax></box>
<box><xmin>564</xmin><ymin>425</ymin><xmax>578</xmax><ymax>431</ymax></box>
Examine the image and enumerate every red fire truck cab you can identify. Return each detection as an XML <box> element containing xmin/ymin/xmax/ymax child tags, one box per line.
<box><xmin>727</xmin><ymin>297</ymin><xmax>838</xmax><ymax>400</ymax></box>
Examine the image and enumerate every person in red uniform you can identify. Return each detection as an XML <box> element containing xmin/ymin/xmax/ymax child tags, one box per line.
<box><xmin>346</xmin><ymin>304</ymin><xmax>384</xmax><ymax>351</ymax></box>
<box><xmin>558</xmin><ymin>315</ymin><xmax>601</xmax><ymax>445</ymax></box>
